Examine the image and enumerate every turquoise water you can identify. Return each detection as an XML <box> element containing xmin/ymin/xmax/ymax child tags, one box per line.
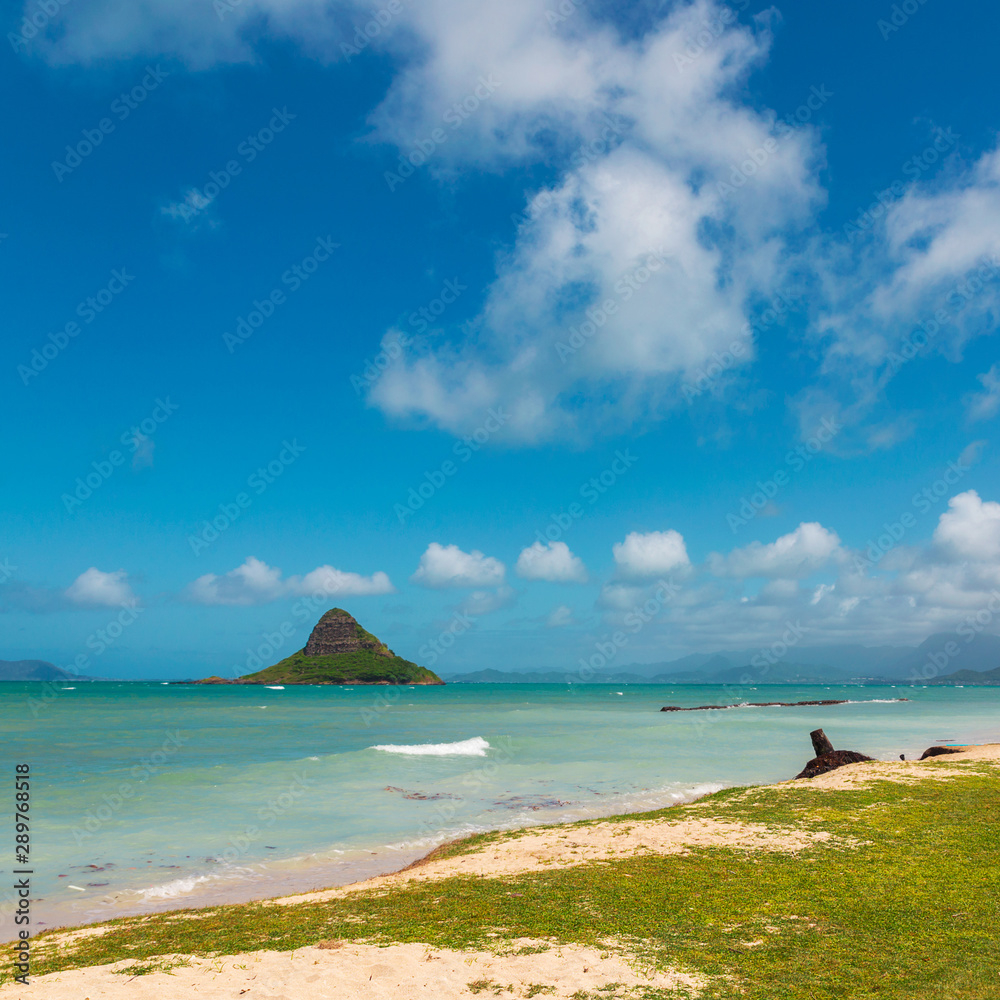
<box><xmin>1</xmin><ymin>681</ymin><xmax>996</xmax><ymax>937</ymax></box>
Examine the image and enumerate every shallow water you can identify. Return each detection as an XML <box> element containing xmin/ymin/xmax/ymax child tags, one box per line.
<box><xmin>1</xmin><ymin>680</ymin><xmax>995</xmax><ymax>937</ymax></box>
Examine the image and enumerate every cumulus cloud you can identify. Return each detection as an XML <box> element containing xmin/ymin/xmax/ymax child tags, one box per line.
<box><xmin>933</xmin><ymin>490</ymin><xmax>1000</xmax><ymax>562</ymax></box>
<box><xmin>65</xmin><ymin>568</ymin><xmax>136</xmax><ymax>607</ymax></box>
<box><xmin>966</xmin><ymin>364</ymin><xmax>1000</xmax><ymax>422</ymax></box>
<box><xmin>613</xmin><ymin>530</ymin><xmax>690</xmax><ymax>579</ymax></box>
<box><xmin>410</xmin><ymin>543</ymin><xmax>506</xmax><ymax>588</ymax></box>
<box><xmin>709</xmin><ymin>523</ymin><xmax>841</xmax><ymax>579</ymax></box>
<box><xmin>515</xmin><ymin>541</ymin><xmax>587</xmax><ymax>583</ymax></box>
<box><xmin>296</xmin><ymin>565</ymin><xmax>395</xmax><ymax>596</ymax></box>
<box><xmin>187</xmin><ymin>556</ymin><xmax>394</xmax><ymax>606</ymax></box>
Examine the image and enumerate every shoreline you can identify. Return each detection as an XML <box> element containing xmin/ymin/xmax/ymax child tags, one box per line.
<box><xmin>17</xmin><ymin>778</ymin><xmax>726</xmax><ymax>943</ymax></box>
<box><xmin>246</xmin><ymin>742</ymin><xmax>1000</xmax><ymax>907</ymax></box>
<box><xmin>8</xmin><ymin>742</ymin><xmax>998</xmax><ymax>997</ymax></box>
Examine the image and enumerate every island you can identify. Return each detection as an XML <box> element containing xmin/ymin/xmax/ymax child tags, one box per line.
<box><xmin>0</xmin><ymin>658</ymin><xmax>76</xmax><ymax>682</ymax></box>
<box><xmin>196</xmin><ymin>608</ymin><xmax>444</xmax><ymax>685</ymax></box>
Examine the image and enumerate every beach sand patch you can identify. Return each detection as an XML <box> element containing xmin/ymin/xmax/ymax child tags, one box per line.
<box><xmin>271</xmin><ymin>818</ymin><xmax>830</xmax><ymax>909</ymax></box>
<box><xmin>0</xmin><ymin>941</ymin><xmax>706</xmax><ymax>999</ymax></box>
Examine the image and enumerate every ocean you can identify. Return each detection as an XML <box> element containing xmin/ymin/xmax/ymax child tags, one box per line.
<box><xmin>2</xmin><ymin>680</ymin><xmax>996</xmax><ymax>938</ymax></box>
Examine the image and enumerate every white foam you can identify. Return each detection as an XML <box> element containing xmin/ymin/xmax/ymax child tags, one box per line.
<box><xmin>845</xmin><ymin>699</ymin><xmax>907</xmax><ymax>704</ymax></box>
<box><xmin>137</xmin><ymin>875</ymin><xmax>214</xmax><ymax>901</ymax></box>
<box><xmin>370</xmin><ymin>736</ymin><xmax>490</xmax><ymax>757</ymax></box>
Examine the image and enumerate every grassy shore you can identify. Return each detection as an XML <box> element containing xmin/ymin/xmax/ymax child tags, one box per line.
<box><xmin>11</xmin><ymin>749</ymin><xmax>1000</xmax><ymax>999</ymax></box>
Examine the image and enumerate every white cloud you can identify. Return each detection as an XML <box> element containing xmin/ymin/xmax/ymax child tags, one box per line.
<box><xmin>515</xmin><ymin>541</ymin><xmax>587</xmax><ymax>583</ymax></box>
<box><xmin>27</xmin><ymin>0</ymin><xmax>356</xmax><ymax>67</ymax></box>
<box><xmin>800</xmin><ymin>141</ymin><xmax>1000</xmax><ymax>447</ymax></box>
<box><xmin>933</xmin><ymin>490</ymin><xmax>1000</xmax><ymax>562</ymax></box>
<box><xmin>31</xmin><ymin>0</ymin><xmax>1000</xmax><ymax>448</ymax></box>
<box><xmin>709</xmin><ymin>522</ymin><xmax>841</xmax><ymax>579</ymax></box>
<box><xmin>296</xmin><ymin>565</ymin><xmax>395</xmax><ymax>596</ymax></box>
<box><xmin>966</xmin><ymin>364</ymin><xmax>1000</xmax><ymax>422</ymax></box>
<box><xmin>65</xmin><ymin>568</ymin><xmax>135</xmax><ymax>607</ymax></box>
<box><xmin>161</xmin><ymin>188</ymin><xmax>218</xmax><ymax>228</ymax></box>
<box><xmin>410</xmin><ymin>543</ymin><xmax>506</xmax><ymax>588</ymax></box>
<box><xmin>546</xmin><ymin>604</ymin><xmax>575</xmax><ymax>628</ymax></box>
<box><xmin>187</xmin><ymin>556</ymin><xmax>394</xmax><ymax>606</ymax></box>
<box><xmin>352</xmin><ymin>0</ymin><xmax>820</xmax><ymax>440</ymax></box>
<box><xmin>459</xmin><ymin>585</ymin><xmax>516</xmax><ymax>616</ymax></box>
<box><xmin>613</xmin><ymin>530</ymin><xmax>690</xmax><ymax>579</ymax></box>
<box><xmin>598</xmin><ymin>582</ymin><xmax>649</xmax><ymax>611</ymax></box>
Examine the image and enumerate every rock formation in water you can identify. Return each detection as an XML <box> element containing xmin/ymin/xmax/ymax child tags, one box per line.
<box><xmin>196</xmin><ymin>608</ymin><xmax>444</xmax><ymax>686</ymax></box>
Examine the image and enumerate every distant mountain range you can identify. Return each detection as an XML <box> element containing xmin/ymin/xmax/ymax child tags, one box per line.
<box><xmin>0</xmin><ymin>659</ymin><xmax>76</xmax><ymax>681</ymax></box>
<box><xmin>444</xmin><ymin>631</ymin><xmax>1000</xmax><ymax>685</ymax></box>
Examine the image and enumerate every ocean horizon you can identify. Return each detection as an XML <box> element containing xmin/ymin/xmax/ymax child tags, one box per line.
<box><xmin>3</xmin><ymin>680</ymin><xmax>995</xmax><ymax>940</ymax></box>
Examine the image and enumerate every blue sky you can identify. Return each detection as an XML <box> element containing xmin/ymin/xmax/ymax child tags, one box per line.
<box><xmin>3</xmin><ymin>0</ymin><xmax>1000</xmax><ymax>678</ymax></box>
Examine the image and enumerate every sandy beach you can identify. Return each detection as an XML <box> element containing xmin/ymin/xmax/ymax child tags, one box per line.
<box><xmin>8</xmin><ymin>743</ymin><xmax>997</xmax><ymax>999</ymax></box>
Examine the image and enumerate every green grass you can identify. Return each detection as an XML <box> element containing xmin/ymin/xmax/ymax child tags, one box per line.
<box><xmin>22</xmin><ymin>761</ymin><xmax>1000</xmax><ymax>998</ymax></box>
<box><xmin>240</xmin><ymin>647</ymin><xmax>442</xmax><ymax>685</ymax></box>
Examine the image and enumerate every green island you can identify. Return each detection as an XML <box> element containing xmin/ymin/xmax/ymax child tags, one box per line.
<box><xmin>197</xmin><ymin>608</ymin><xmax>443</xmax><ymax>686</ymax></box>
<box><xmin>18</xmin><ymin>748</ymin><xmax>1000</xmax><ymax>998</ymax></box>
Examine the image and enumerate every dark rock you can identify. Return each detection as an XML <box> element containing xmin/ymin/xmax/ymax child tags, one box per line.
<box><xmin>304</xmin><ymin>608</ymin><xmax>390</xmax><ymax>657</ymax></box>
<box><xmin>660</xmin><ymin>699</ymin><xmax>851</xmax><ymax>712</ymax></box>
<box><xmin>919</xmin><ymin>745</ymin><xmax>964</xmax><ymax>760</ymax></box>
<box><xmin>795</xmin><ymin>750</ymin><xmax>874</xmax><ymax>779</ymax></box>
<box><xmin>810</xmin><ymin>728</ymin><xmax>835</xmax><ymax>756</ymax></box>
